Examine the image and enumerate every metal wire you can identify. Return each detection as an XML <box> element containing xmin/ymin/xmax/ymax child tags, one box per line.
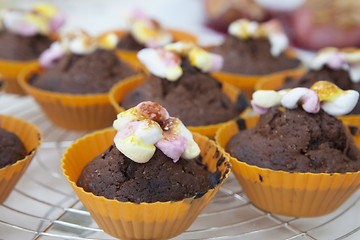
<box><xmin>1</xmin><ymin>94</ymin><xmax>360</xmax><ymax>239</ymax></box>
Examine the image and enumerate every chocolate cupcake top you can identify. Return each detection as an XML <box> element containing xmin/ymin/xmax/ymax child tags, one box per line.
<box><xmin>30</xmin><ymin>30</ymin><xmax>136</xmax><ymax>94</ymax></box>
<box><xmin>227</xmin><ymin>81</ymin><xmax>360</xmax><ymax>173</ymax></box>
<box><xmin>211</xmin><ymin>19</ymin><xmax>300</xmax><ymax>74</ymax></box>
<box><xmin>77</xmin><ymin>102</ymin><xmax>222</xmax><ymax>203</ymax></box>
<box><xmin>121</xmin><ymin>41</ymin><xmax>246</xmax><ymax>126</ymax></box>
<box><xmin>0</xmin><ymin>3</ymin><xmax>65</xmax><ymax>61</ymax></box>
<box><xmin>117</xmin><ymin>9</ymin><xmax>173</xmax><ymax>51</ymax></box>
<box><xmin>227</xmin><ymin>107</ymin><xmax>360</xmax><ymax>173</ymax></box>
<box><xmin>0</xmin><ymin>127</ymin><xmax>27</xmax><ymax>169</ymax></box>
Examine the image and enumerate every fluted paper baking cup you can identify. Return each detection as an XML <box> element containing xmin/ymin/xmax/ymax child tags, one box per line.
<box><xmin>114</xmin><ymin>29</ymin><xmax>198</xmax><ymax>72</ymax></box>
<box><xmin>0</xmin><ymin>58</ymin><xmax>39</xmax><ymax>95</ymax></box>
<box><xmin>255</xmin><ymin>68</ymin><xmax>306</xmax><ymax>90</ymax></box>
<box><xmin>18</xmin><ymin>66</ymin><xmax>143</xmax><ymax>131</ymax></box>
<box><xmin>0</xmin><ymin>114</ymin><xmax>42</xmax><ymax>203</ymax></box>
<box><xmin>0</xmin><ymin>32</ymin><xmax>58</xmax><ymax>95</ymax></box>
<box><xmin>212</xmin><ymin>50</ymin><xmax>304</xmax><ymax>90</ymax></box>
<box><xmin>109</xmin><ymin>75</ymin><xmax>244</xmax><ymax>138</ymax></box>
<box><xmin>61</xmin><ymin>129</ymin><xmax>230</xmax><ymax>240</ymax></box>
<box><xmin>215</xmin><ymin>115</ymin><xmax>360</xmax><ymax>217</ymax></box>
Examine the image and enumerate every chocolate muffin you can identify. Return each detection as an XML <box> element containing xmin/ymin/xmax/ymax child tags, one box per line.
<box><xmin>281</xmin><ymin>66</ymin><xmax>360</xmax><ymax>114</ymax></box>
<box><xmin>0</xmin><ymin>127</ymin><xmax>27</xmax><ymax>169</ymax></box>
<box><xmin>117</xmin><ymin>33</ymin><xmax>145</xmax><ymax>51</ymax></box>
<box><xmin>77</xmin><ymin>143</ymin><xmax>219</xmax><ymax>203</ymax></box>
<box><xmin>121</xmin><ymin>59</ymin><xmax>244</xmax><ymax>126</ymax></box>
<box><xmin>0</xmin><ymin>30</ymin><xmax>52</xmax><ymax>61</ymax></box>
<box><xmin>30</xmin><ymin>49</ymin><xmax>136</xmax><ymax>94</ymax></box>
<box><xmin>226</xmin><ymin>107</ymin><xmax>360</xmax><ymax>173</ymax></box>
<box><xmin>211</xmin><ymin>36</ymin><xmax>300</xmax><ymax>75</ymax></box>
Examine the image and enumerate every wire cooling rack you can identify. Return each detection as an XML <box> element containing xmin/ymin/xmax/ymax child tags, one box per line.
<box><xmin>1</xmin><ymin>92</ymin><xmax>360</xmax><ymax>240</ymax></box>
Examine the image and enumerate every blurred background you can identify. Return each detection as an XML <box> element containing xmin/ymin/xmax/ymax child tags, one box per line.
<box><xmin>3</xmin><ymin>0</ymin><xmax>360</xmax><ymax>51</ymax></box>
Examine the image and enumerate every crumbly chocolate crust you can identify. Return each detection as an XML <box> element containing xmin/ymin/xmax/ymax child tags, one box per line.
<box><xmin>0</xmin><ymin>127</ymin><xmax>27</xmax><ymax>168</ymax></box>
<box><xmin>226</xmin><ymin>108</ymin><xmax>360</xmax><ymax>173</ymax></box>
<box><xmin>30</xmin><ymin>49</ymin><xmax>136</xmax><ymax>94</ymax></box>
<box><xmin>77</xmin><ymin>143</ymin><xmax>220</xmax><ymax>203</ymax></box>
<box><xmin>211</xmin><ymin>36</ymin><xmax>300</xmax><ymax>75</ymax></box>
<box><xmin>121</xmin><ymin>59</ymin><xmax>242</xmax><ymax>126</ymax></box>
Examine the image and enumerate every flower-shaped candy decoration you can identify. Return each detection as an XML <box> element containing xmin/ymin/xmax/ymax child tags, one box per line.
<box><xmin>228</xmin><ymin>18</ymin><xmax>289</xmax><ymax>57</ymax></box>
<box><xmin>137</xmin><ymin>41</ymin><xmax>223</xmax><ymax>81</ymax></box>
<box><xmin>0</xmin><ymin>2</ymin><xmax>65</xmax><ymax>37</ymax></box>
<box><xmin>252</xmin><ymin>81</ymin><xmax>359</xmax><ymax>116</ymax></box>
<box><xmin>311</xmin><ymin>47</ymin><xmax>360</xmax><ymax>83</ymax></box>
<box><xmin>39</xmin><ymin>29</ymin><xmax>119</xmax><ymax>68</ymax></box>
<box><xmin>113</xmin><ymin>101</ymin><xmax>200</xmax><ymax>163</ymax></box>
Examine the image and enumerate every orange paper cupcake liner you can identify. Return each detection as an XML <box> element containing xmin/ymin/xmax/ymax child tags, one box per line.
<box><xmin>109</xmin><ymin>75</ymin><xmax>244</xmax><ymax>138</ymax></box>
<box><xmin>0</xmin><ymin>114</ymin><xmax>42</xmax><ymax>203</ymax></box>
<box><xmin>61</xmin><ymin>129</ymin><xmax>230</xmax><ymax>240</ymax></box>
<box><xmin>18</xmin><ymin>66</ymin><xmax>144</xmax><ymax>131</ymax></box>
<box><xmin>255</xmin><ymin>67</ymin><xmax>307</xmax><ymax>91</ymax></box>
<box><xmin>211</xmin><ymin>50</ymin><xmax>304</xmax><ymax>99</ymax></box>
<box><xmin>113</xmin><ymin>29</ymin><xmax>198</xmax><ymax>72</ymax></box>
<box><xmin>215</xmin><ymin>115</ymin><xmax>360</xmax><ymax>217</ymax></box>
<box><xmin>0</xmin><ymin>32</ymin><xmax>58</xmax><ymax>95</ymax></box>
<box><xmin>0</xmin><ymin>58</ymin><xmax>39</xmax><ymax>95</ymax></box>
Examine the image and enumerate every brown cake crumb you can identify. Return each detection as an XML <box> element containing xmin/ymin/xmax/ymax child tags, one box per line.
<box><xmin>0</xmin><ymin>127</ymin><xmax>27</xmax><ymax>168</ymax></box>
<box><xmin>29</xmin><ymin>49</ymin><xmax>136</xmax><ymax>94</ymax></box>
<box><xmin>0</xmin><ymin>30</ymin><xmax>52</xmax><ymax>61</ymax></box>
<box><xmin>121</xmin><ymin>59</ymin><xmax>243</xmax><ymax>126</ymax></box>
<box><xmin>116</xmin><ymin>33</ymin><xmax>145</xmax><ymax>51</ymax></box>
<box><xmin>226</xmin><ymin>108</ymin><xmax>360</xmax><ymax>173</ymax></box>
<box><xmin>77</xmin><ymin>143</ymin><xmax>219</xmax><ymax>203</ymax></box>
<box><xmin>211</xmin><ymin>36</ymin><xmax>300</xmax><ymax>75</ymax></box>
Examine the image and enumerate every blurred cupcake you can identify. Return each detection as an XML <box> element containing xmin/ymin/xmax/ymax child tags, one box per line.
<box><xmin>257</xmin><ymin>47</ymin><xmax>360</xmax><ymax>114</ymax></box>
<box><xmin>114</xmin><ymin>9</ymin><xmax>197</xmax><ymax>69</ymax></box>
<box><xmin>19</xmin><ymin>29</ymin><xmax>143</xmax><ymax>131</ymax></box>
<box><xmin>0</xmin><ymin>114</ymin><xmax>42</xmax><ymax>203</ymax></box>
<box><xmin>62</xmin><ymin>101</ymin><xmax>230</xmax><ymax>239</ymax></box>
<box><xmin>210</xmin><ymin>18</ymin><xmax>302</xmax><ymax>97</ymax></box>
<box><xmin>204</xmin><ymin>0</ymin><xmax>268</xmax><ymax>33</ymax></box>
<box><xmin>0</xmin><ymin>2</ymin><xmax>64</xmax><ymax>94</ymax></box>
<box><xmin>109</xmin><ymin>41</ymin><xmax>248</xmax><ymax>137</ymax></box>
<box><xmin>0</xmin><ymin>77</ymin><xmax>3</xmax><ymax>91</ymax></box>
<box><xmin>216</xmin><ymin>81</ymin><xmax>360</xmax><ymax>217</ymax></box>
<box><xmin>283</xmin><ymin>0</ymin><xmax>360</xmax><ymax>50</ymax></box>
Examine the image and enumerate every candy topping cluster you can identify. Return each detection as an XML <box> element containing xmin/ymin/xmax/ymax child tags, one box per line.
<box><xmin>39</xmin><ymin>29</ymin><xmax>118</xmax><ymax>68</ymax></box>
<box><xmin>129</xmin><ymin>9</ymin><xmax>173</xmax><ymax>48</ymax></box>
<box><xmin>228</xmin><ymin>19</ymin><xmax>289</xmax><ymax>57</ymax></box>
<box><xmin>113</xmin><ymin>101</ymin><xmax>200</xmax><ymax>163</ymax></box>
<box><xmin>252</xmin><ymin>81</ymin><xmax>359</xmax><ymax>116</ymax></box>
<box><xmin>137</xmin><ymin>41</ymin><xmax>223</xmax><ymax>81</ymax></box>
<box><xmin>311</xmin><ymin>47</ymin><xmax>360</xmax><ymax>83</ymax></box>
<box><xmin>0</xmin><ymin>2</ymin><xmax>65</xmax><ymax>37</ymax></box>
